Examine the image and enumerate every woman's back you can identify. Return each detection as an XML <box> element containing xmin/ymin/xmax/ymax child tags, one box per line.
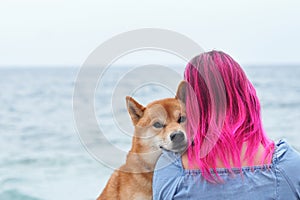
<box><xmin>152</xmin><ymin>51</ymin><xmax>299</xmax><ymax>199</ymax></box>
<box><xmin>153</xmin><ymin>140</ymin><xmax>300</xmax><ymax>200</ymax></box>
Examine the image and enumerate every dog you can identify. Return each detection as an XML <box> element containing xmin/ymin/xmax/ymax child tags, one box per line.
<box><xmin>97</xmin><ymin>81</ymin><xmax>188</xmax><ymax>200</ymax></box>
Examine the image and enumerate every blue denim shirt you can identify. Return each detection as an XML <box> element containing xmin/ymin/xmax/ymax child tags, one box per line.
<box><xmin>153</xmin><ymin>140</ymin><xmax>300</xmax><ymax>200</ymax></box>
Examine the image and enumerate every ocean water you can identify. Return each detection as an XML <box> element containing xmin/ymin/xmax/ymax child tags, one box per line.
<box><xmin>0</xmin><ymin>66</ymin><xmax>299</xmax><ymax>200</ymax></box>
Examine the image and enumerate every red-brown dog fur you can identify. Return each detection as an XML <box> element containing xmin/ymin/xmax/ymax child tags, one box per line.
<box><xmin>97</xmin><ymin>82</ymin><xmax>187</xmax><ymax>200</ymax></box>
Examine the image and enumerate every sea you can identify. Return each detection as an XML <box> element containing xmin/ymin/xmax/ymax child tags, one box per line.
<box><xmin>0</xmin><ymin>65</ymin><xmax>299</xmax><ymax>200</ymax></box>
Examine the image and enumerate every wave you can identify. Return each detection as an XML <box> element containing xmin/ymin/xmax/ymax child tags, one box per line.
<box><xmin>0</xmin><ymin>189</ymin><xmax>42</xmax><ymax>200</ymax></box>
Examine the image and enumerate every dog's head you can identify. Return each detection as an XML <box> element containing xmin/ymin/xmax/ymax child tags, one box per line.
<box><xmin>126</xmin><ymin>81</ymin><xmax>188</xmax><ymax>153</ymax></box>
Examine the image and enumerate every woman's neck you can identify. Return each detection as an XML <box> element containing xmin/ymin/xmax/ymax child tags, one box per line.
<box><xmin>181</xmin><ymin>142</ymin><xmax>272</xmax><ymax>170</ymax></box>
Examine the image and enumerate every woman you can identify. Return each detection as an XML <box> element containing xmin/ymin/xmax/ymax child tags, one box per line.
<box><xmin>153</xmin><ymin>51</ymin><xmax>300</xmax><ymax>199</ymax></box>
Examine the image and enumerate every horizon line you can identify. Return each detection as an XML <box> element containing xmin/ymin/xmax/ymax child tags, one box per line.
<box><xmin>0</xmin><ymin>63</ymin><xmax>300</xmax><ymax>68</ymax></box>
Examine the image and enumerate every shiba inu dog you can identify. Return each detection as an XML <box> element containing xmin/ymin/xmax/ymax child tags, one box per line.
<box><xmin>97</xmin><ymin>82</ymin><xmax>187</xmax><ymax>200</ymax></box>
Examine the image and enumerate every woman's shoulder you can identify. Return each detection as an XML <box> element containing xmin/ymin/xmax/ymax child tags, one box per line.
<box><xmin>153</xmin><ymin>150</ymin><xmax>185</xmax><ymax>199</ymax></box>
<box><xmin>154</xmin><ymin>149</ymin><xmax>183</xmax><ymax>177</ymax></box>
<box><xmin>274</xmin><ymin>139</ymin><xmax>300</xmax><ymax>195</ymax></box>
<box><xmin>274</xmin><ymin>139</ymin><xmax>300</xmax><ymax>167</ymax></box>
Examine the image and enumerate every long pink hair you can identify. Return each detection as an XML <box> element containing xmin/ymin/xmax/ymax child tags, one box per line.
<box><xmin>184</xmin><ymin>50</ymin><xmax>274</xmax><ymax>182</ymax></box>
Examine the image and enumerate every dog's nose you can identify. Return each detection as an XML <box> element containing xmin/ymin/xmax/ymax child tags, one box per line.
<box><xmin>170</xmin><ymin>131</ymin><xmax>185</xmax><ymax>142</ymax></box>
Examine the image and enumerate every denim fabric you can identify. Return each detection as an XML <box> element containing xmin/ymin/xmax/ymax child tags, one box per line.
<box><xmin>153</xmin><ymin>140</ymin><xmax>300</xmax><ymax>200</ymax></box>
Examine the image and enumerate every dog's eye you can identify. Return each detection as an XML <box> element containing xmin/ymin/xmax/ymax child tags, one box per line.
<box><xmin>153</xmin><ymin>122</ymin><xmax>164</xmax><ymax>128</ymax></box>
<box><xmin>178</xmin><ymin>116</ymin><xmax>186</xmax><ymax>123</ymax></box>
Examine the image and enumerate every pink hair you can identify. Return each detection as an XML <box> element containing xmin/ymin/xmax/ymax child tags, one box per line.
<box><xmin>184</xmin><ymin>50</ymin><xmax>274</xmax><ymax>182</ymax></box>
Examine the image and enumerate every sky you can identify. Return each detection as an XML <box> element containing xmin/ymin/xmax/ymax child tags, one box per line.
<box><xmin>0</xmin><ymin>0</ymin><xmax>299</xmax><ymax>66</ymax></box>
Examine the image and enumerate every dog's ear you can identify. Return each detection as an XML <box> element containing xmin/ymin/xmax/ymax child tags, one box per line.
<box><xmin>126</xmin><ymin>96</ymin><xmax>145</xmax><ymax>125</ymax></box>
<box><xmin>175</xmin><ymin>81</ymin><xmax>188</xmax><ymax>103</ymax></box>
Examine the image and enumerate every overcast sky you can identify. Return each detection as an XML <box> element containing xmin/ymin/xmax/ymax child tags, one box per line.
<box><xmin>0</xmin><ymin>0</ymin><xmax>299</xmax><ymax>66</ymax></box>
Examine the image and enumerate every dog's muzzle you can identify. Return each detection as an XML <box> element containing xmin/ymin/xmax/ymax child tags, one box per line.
<box><xmin>170</xmin><ymin>131</ymin><xmax>187</xmax><ymax>152</ymax></box>
<box><xmin>170</xmin><ymin>131</ymin><xmax>185</xmax><ymax>143</ymax></box>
